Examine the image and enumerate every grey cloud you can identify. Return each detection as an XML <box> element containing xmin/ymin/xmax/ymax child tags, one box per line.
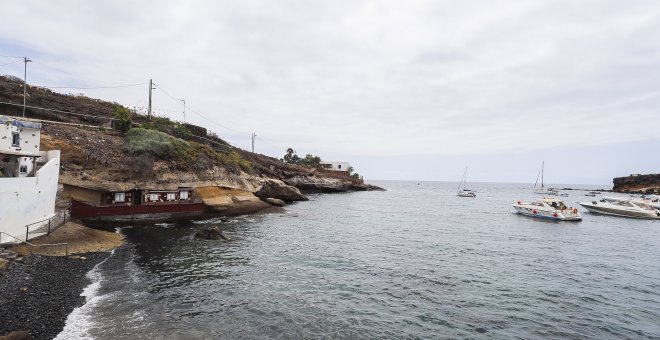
<box><xmin>1</xmin><ymin>0</ymin><xmax>659</xmax><ymax>167</ymax></box>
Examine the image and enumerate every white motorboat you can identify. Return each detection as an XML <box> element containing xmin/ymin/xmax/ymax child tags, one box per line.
<box><xmin>632</xmin><ymin>196</ymin><xmax>660</xmax><ymax>211</ymax></box>
<box><xmin>533</xmin><ymin>161</ymin><xmax>559</xmax><ymax>196</ymax></box>
<box><xmin>512</xmin><ymin>197</ymin><xmax>582</xmax><ymax>221</ymax></box>
<box><xmin>579</xmin><ymin>197</ymin><xmax>660</xmax><ymax>219</ymax></box>
<box><xmin>456</xmin><ymin>167</ymin><xmax>476</xmax><ymax>198</ymax></box>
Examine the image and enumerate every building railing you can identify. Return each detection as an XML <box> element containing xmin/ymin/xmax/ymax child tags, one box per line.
<box><xmin>0</xmin><ymin>231</ymin><xmax>68</xmax><ymax>256</ymax></box>
<box><xmin>23</xmin><ymin>210</ymin><xmax>69</xmax><ymax>242</ymax></box>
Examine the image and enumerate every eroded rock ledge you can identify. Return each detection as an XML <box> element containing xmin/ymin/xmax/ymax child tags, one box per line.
<box><xmin>613</xmin><ymin>173</ymin><xmax>660</xmax><ymax>194</ymax></box>
<box><xmin>284</xmin><ymin>175</ymin><xmax>385</xmax><ymax>193</ymax></box>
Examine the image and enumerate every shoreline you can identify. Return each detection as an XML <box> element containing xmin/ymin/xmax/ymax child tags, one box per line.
<box><xmin>0</xmin><ymin>187</ymin><xmax>378</xmax><ymax>339</ymax></box>
<box><xmin>1</xmin><ymin>221</ymin><xmax>123</xmax><ymax>339</ymax></box>
<box><xmin>0</xmin><ymin>252</ymin><xmax>110</xmax><ymax>340</ymax></box>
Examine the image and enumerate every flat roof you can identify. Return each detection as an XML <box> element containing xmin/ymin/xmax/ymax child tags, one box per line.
<box><xmin>0</xmin><ymin>150</ymin><xmax>41</xmax><ymax>157</ymax></box>
<box><xmin>0</xmin><ymin>115</ymin><xmax>42</xmax><ymax>129</ymax></box>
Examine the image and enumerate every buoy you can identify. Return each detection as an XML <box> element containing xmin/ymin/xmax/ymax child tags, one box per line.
<box><xmin>532</xmin><ymin>209</ymin><xmax>537</xmax><ymax>214</ymax></box>
<box><xmin>573</xmin><ymin>208</ymin><xmax>578</xmax><ymax>213</ymax></box>
<box><xmin>553</xmin><ymin>212</ymin><xmax>558</xmax><ymax>218</ymax></box>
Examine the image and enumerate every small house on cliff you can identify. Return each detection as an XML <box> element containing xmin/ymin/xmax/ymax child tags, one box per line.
<box><xmin>64</xmin><ymin>183</ymin><xmax>205</xmax><ymax>223</ymax></box>
<box><xmin>320</xmin><ymin>161</ymin><xmax>350</xmax><ymax>172</ymax></box>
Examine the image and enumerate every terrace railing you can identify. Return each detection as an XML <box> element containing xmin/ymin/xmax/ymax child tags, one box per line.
<box><xmin>0</xmin><ymin>231</ymin><xmax>68</xmax><ymax>256</ymax></box>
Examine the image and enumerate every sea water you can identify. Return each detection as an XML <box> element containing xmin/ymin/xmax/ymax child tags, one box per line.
<box><xmin>59</xmin><ymin>181</ymin><xmax>660</xmax><ymax>339</ymax></box>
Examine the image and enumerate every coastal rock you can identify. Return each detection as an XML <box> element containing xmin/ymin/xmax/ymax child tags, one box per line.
<box><xmin>196</xmin><ymin>186</ymin><xmax>271</xmax><ymax>216</ymax></box>
<box><xmin>613</xmin><ymin>173</ymin><xmax>660</xmax><ymax>193</ymax></box>
<box><xmin>0</xmin><ymin>259</ymin><xmax>8</xmax><ymax>270</ymax></box>
<box><xmin>284</xmin><ymin>175</ymin><xmax>353</xmax><ymax>193</ymax></box>
<box><xmin>195</xmin><ymin>227</ymin><xmax>230</xmax><ymax>240</ymax></box>
<box><xmin>284</xmin><ymin>175</ymin><xmax>385</xmax><ymax>193</ymax></box>
<box><xmin>265</xmin><ymin>198</ymin><xmax>286</xmax><ymax>207</ymax></box>
<box><xmin>255</xmin><ymin>180</ymin><xmax>308</xmax><ymax>202</ymax></box>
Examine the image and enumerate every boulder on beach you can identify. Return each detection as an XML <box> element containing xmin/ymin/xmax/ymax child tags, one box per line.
<box><xmin>196</xmin><ymin>186</ymin><xmax>272</xmax><ymax>215</ymax></box>
<box><xmin>255</xmin><ymin>180</ymin><xmax>308</xmax><ymax>202</ymax></box>
<box><xmin>265</xmin><ymin>198</ymin><xmax>286</xmax><ymax>207</ymax></box>
<box><xmin>195</xmin><ymin>227</ymin><xmax>231</xmax><ymax>241</ymax></box>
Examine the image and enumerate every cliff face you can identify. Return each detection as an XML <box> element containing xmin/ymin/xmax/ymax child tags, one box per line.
<box><xmin>1</xmin><ymin>75</ymin><xmax>382</xmax><ymax>218</ymax></box>
<box><xmin>42</xmin><ymin>124</ymin><xmax>379</xmax><ymax>201</ymax></box>
<box><xmin>613</xmin><ymin>174</ymin><xmax>660</xmax><ymax>194</ymax></box>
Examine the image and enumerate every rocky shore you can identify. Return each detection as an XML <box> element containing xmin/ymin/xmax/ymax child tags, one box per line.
<box><xmin>613</xmin><ymin>173</ymin><xmax>660</xmax><ymax>194</ymax></box>
<box><xmin>0</xmin><ymin>75</ymin><xmax>385</xmax><ymax>338</ymax></box>
<box><xmin>0</xmin><ymin>252</ymin><xmax>108</xmax><ymax>340</ymax></box>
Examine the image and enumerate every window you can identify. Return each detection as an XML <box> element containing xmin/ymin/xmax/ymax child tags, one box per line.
<box><xmin>19</xmin><ymin>165</ymin><xmax>28</xmax><ymax>174</ymax></box>
<box><xmin>11</xmin><ymin>132</ymin><xmax>20</xmax><ymax>147</ymax></box>
<box><xmin>337</xmin><ymin>164</ymin><xmax>342</xmax><ymax>169</ymax></box>
<box><xmin>180</xmin><ymin>191</ymin><xmax>189</xmax><ymax>200</ymax></box>
<box><xmin>166</xmin><ymin>193</ymin><xmax>176</xmax><ymax>201</ymax></box>
<box><xmin>149</xmin><ymin>193</ymin><xmax>160</xmax><ymax>201</ymax></box>
<box><xmin>114</xmin><ymin>193</ymin><xmax>126</xmax><ymax>202</ymax></box>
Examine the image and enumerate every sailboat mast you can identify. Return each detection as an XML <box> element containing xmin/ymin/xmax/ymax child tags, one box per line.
<box><xmin>457</xmin><ymin>167</ymin><xmax>467</xmax><ymax>193</ymax></box>
<box><xmin>541</xmin><ymin>161</ymin><xmax>544</xmax><ymax>189</ymax></box>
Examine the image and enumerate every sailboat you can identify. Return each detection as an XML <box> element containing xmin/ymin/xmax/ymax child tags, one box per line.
<box><xmin>533</xmin><ymin>161</ymin><xmax>558</xmax><ymax>196</ymax></box>
<box><xmin>457</xmin><ymin>167</ymin><xmax>476</xmax><ymax>197</ymax></box>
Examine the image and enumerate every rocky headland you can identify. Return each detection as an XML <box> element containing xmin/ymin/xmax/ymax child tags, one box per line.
<box><xmin>613</xmin><ymin>173</ymin><xmax>660</xmax><ymax>194</ymax></box>
<box><xmin>0</xmin><ymin>75</ymin><xmax>384</xmax><ymax>224</ymax></box>
<box><xmin>0</xmin><ymin>74</ymin><xmax>384</xmax><ymax>339</ymax></box>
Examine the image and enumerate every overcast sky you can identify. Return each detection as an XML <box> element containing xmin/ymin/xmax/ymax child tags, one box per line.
<box><xmin>1</xmin><ymin>0</ymin><xmax>659</xmax><ymax>185</ymax></box>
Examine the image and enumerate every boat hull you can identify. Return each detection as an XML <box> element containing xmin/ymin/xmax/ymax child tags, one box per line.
<box><xmin>512</xmin><ymin>205</ymin><xmax>582</xmax><ymax>221</ymax></box>
<box><xmin>579</xmin><ymin>203</ymin><xmax>659</xmax><ymax>219</ymax></box>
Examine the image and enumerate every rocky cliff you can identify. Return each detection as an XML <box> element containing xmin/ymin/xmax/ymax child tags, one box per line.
<box><xmin>613</xmin><ymin>174</ymin><xmax>660</xmax><ymax>194</ymax></box>
<box><xmin>0</xmin><ymin>75</ymin><xmax>383</xmax><ymax>219</ymax></box>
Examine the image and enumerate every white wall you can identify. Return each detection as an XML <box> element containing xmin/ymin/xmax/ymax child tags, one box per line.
<box><xmin>20</xmin><ymin>127</ymin><xmax>41</xmax><ymax>154</ymax></box>
<box><xmin>0</xmin><ymin>124</ymin><xmax>41</xmax><ymax>155</ymax></box>
<box><xmin>0</xmin><ymin>150</ymin><xmax>60</xmax><ymax>243</ymax></box>
<box><xmin>0</xmin><ymin>124</ymin><xmax>17</xmax><ymax>151</ymax></box>
<box><xmin>322</xmin><ymin>161</ymin><xmax>350</xmax><ymax>171</ymax></box>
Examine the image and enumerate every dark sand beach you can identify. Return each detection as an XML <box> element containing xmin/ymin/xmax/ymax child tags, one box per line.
<box><xmin>0</xmin><ymin>253</ymin><xmax>108</xmax><ymax>340</ymax></box>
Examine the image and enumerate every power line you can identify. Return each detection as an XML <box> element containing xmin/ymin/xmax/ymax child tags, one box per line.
<box><xmin>33</xmin><ymin>82</ymin><xmax>148</xmax><ymax>90</ymax></box>
<box><xmin>0</xmin><ymin>54</ymin><xmax>24</xmax><ymax>59</ymax></box>
<box><xmin>0</xmin><ymin>100</ymin><xmax>117</xmax><ymax>121</ymax></box>
<box><xmin>0</xmin><ymin>60</ymin><xmax>21</xmax><ymax>67</ymax></box>
<box><xmin>152</xmin><ymin>82</ymin><xmax>247</xmax><ymax>134</ymax></box>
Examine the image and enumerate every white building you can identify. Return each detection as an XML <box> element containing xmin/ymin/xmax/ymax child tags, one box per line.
<box><xmin>321</xmin><ymin>161</ymin><xmax>350</xmax><ymax>172</ymax></box>
<box><xmin>0</xmin><ymin>116</ymin><xmax>60</xmax><ymax>244</ymax></box>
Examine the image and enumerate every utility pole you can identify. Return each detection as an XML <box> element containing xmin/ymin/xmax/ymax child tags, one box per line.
<box><xmin>251</xmin><ymin>132</ymin><xmax>256</xmax><ymax>153</ymax></box>
<box><xmin>22</xmin><ymin>57</ymin><xmax>32</xmax><ymax>117</ymax></box>
<box><xmin>180</xmin><ymin>98</ymin><xmax>186</xmax><ymax>123</ymax></box>
<box><xmin>147</xmin><ymin>79</ymin><xmax>154</xmax><ymax>119</ymax></box>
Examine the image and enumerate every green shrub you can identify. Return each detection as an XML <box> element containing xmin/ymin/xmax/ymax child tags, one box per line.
<box><xmin>229</xmin><ymin>150</ymin><xmax>253</xmax><ymax>172</ymax></box>
<box><xmin>113</xmin><ymin>105</ymin><xmax>133</xmax><ymax>132</ymax></box>
<box><xmin>172</xmin><ymin>123</ymin><xmax>192</xmax><ymax>139</ymax></box>
<box><xmin>124</xmin><ymin>128</ymin><xmax>255</xmax><ymax>174</ymax></box>
<box><xmin>124</xmin><ymin>128</ymin><xmax>190</xmax><ymax>159</ymax></box>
